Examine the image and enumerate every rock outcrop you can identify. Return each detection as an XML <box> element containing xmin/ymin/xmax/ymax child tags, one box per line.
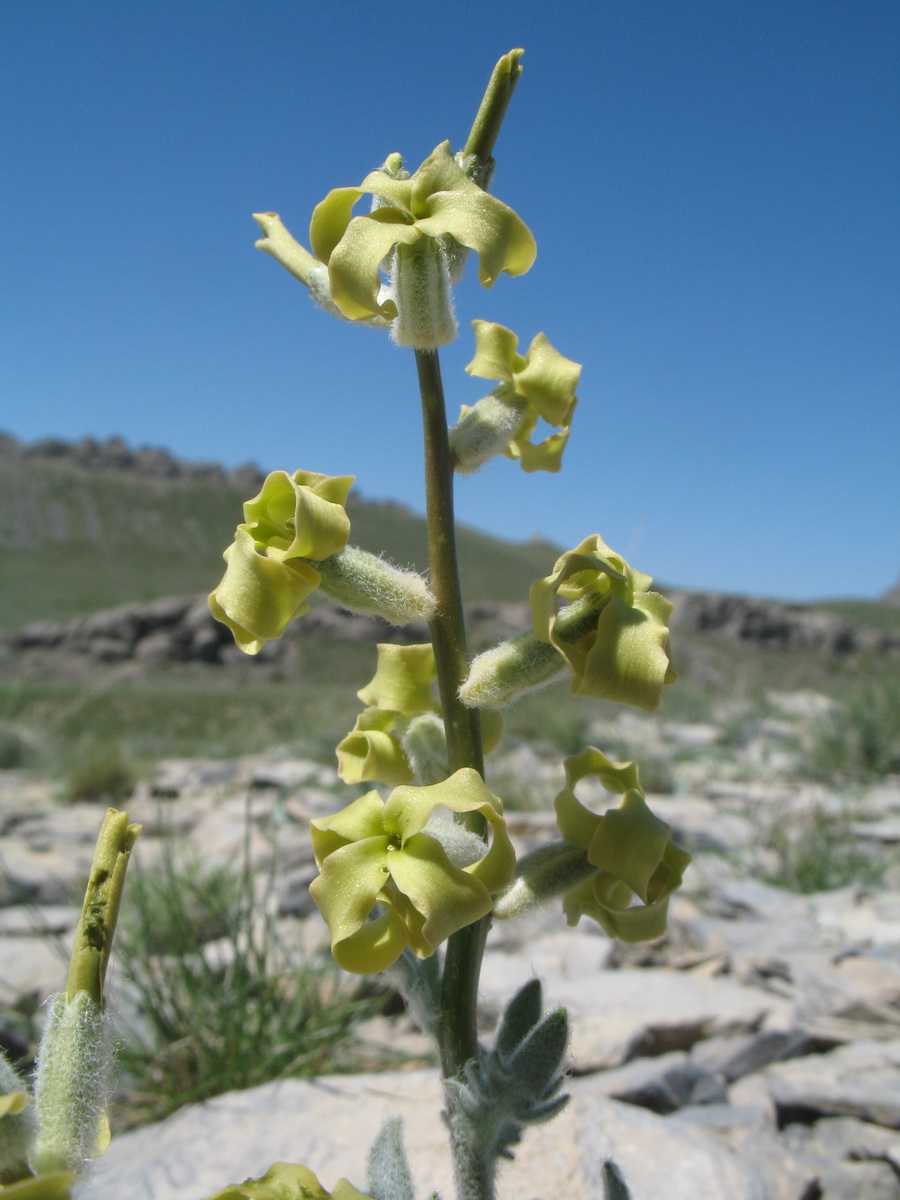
<box><xmin>2</xmin><ymin>589</ymin><xmax>897</xmax><ymax>673</ymax></box>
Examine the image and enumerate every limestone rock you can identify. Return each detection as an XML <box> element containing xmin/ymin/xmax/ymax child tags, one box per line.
<box><xmin>86</xmin><ymin>1070</ymin><xmax>767</xmax><ymax>1200</ymax></box>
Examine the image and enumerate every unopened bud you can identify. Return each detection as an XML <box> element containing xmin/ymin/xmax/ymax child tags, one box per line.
<box><xmin>401</xmin><ymin>712</ymin><xmax>448</xmax><ymax>785</ymax></box>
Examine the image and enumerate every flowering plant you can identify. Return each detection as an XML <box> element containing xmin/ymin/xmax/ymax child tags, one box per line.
<box><xmin>4</xmin><ymin>50</ymin><xmax>691</xmax><ymax>1200</ymax></box>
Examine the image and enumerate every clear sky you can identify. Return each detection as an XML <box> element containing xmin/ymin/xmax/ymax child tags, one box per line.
<box><xmin>2</xmin><ymin>1</ymin><xmax>898</xmax><ymax>602</ymax></box>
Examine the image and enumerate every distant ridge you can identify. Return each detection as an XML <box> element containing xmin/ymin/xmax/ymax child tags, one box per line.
<box><xmin>4</xmin><ymin>434</ymin><xmax>897</xmax><ymax>637</ymax></box>
<box><xmin>0</xmin><ymin>430</ymin><xmax>266</xmax><ymax>490</ymax></box>
<box><xmin>0</xmin><ymin>434</ymin><xmax>557</xmax><ymax>627</ymax></box>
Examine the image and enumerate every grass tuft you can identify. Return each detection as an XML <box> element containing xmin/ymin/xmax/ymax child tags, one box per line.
<box><xmin>110</xmin><ymin>815</ymin><xmax>391</xmax><ymax>1128</ymax></box>
<box><xmin>804</xmin><ymin>680</ymin><xmax>900</xmax><ymax>783</ymax></box>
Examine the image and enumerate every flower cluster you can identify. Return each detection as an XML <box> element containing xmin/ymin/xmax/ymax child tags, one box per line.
<box><xmin>254</xmin><ymin>141</ymin><xmax>536</xmax><ymax>349</ymax></box>
<box><xmin>554</xmin><ymin>748</ymin><xmax>691</xmax><ymax>941</ymax></box>
<box><xmin>336</xmin><ymin>644</ymin><xmax>503</xmax><ymax>788</ymax></box>
<box><xmin>309</xmin><ymin>769</ymin><xmax>515</xmax><ymax>973</ymax></box>
<box><xmin>309</xmin><ymin>141</ymin><xmax>536</xmax><ymax>346</ymax></box>
<box><xmin>209</xmin><ymin>470</ymin><xmax>353</xmax><ymax>654</ymax></box>
<box><xmin>460</xmin><ymin>535</ymin><xmax>676</xmax><ymax>713</ymax></box>
<box><xmin>209</xmin><ymin>471</ymin><xmax>435</xmax><ymax>654</ymax></box>
<box><xmin>451</xmin><ymin>320</ymin><xmax>581</xmax><ymax>473</ymax></box>
<box><xmin>530</xmin><ymin>534</ymin><xmax>677</xmax><ymax>712</ymax></box>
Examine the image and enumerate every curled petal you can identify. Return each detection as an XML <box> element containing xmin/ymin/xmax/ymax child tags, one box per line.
<box><xmin>200</xmin><ymin>1160</ymin><xmax>376</xmax><ymax>1199</ymax></box>
<box><xmin>308</xmin><ymin>836</ymin><xmax>393</xmax><ymax>949</ymax></box>
<box><xmin>554</xmin><ymin>747</ymin><xmax>646</xmax><ymax>853</ymax></box>
<box><xmin>335</xmin><ymin>711</ymin><xmax>413</xmax><ymax>787</ymax></box>
<box><xmin>309</xmin><ymin>185</ymin><xmax>369</xmax><ymax>264</ymax></box>
<box><xmin>417</xmin><ymin>194</ymin><xmax>535</xmax><ymax>288</ymax></box>
<box><xmin>253</xmin><ymin>212</ymin><xmax>323</xmax><ymax>288</ymax></box>
<box><xmin>0</xmin><ymin>1176</ymin><xmax>76</xmax><ymax>1199</ymax></box>
<box><xmin>385</xmin><ymin>768</ymin><xmax>515</xmax><ymax>894</ymax></box>
<box><xmin>356</xmin><ymin>166</ymin><xmax>414</xmax><ymax>212</ymax></box>
<box><xmin>357</xmin><ymin>643</ymin><xmax>436</xmax><ymax>713</ymax></box>
<box><xmin>564</xmin><ymin>860</ymin><xmax>687</xmax><ymax>943</ymax></box>
<box><xmin>466</xmin><ymin>319</ymin><xmax>522</xmax><ymax>382</ymax></box>
<box><xmin>573</xmin><ymin>591</ymin><xmax>677</xmax><ymax>711</ymax></box>
<box><xmin>513</xmin><ymin>333</ymin><xmax>581</xmax><ymax>425</ymax></box>
<box><xmin>309</xmin><ymin>789</ymin><xmax>387</xmax><ymax>864</ymax></box>
<box><xmin>323</xmin><ymin>905</ymin><xmax>409</xmax><ymax>975</ymax></box>
<box><xmin>503</xmin><ymin>410</ymin><xmax>574</xmax><ymax>474</ymax></box>
<box><xmin>243</xmin><ymin>469</ymin><xmax>352</xmax><ymax>562</ymax></box>
<box><xmin>586</xmin><ymin>790</ymin><xmax>676</xmax><ymax>900</ymax></box>
<box><xmin>208</xmin><ymin>527</ymin><xmax>320</xmax><ymax>655</ymax></box>
<box><xmin>407</xmin><ymin>141</ymin><xmax>469</xmax><ymax>211</ymax></box>
<box><xmin>388</xmin><ymin>833</ymin><xmax>495</xmax><ymax>957</ymax></box>
<box><xmin>564</xmin><ymin>746</ymin><xmax>642</xmax><ymax>796</ymax></box>
<box><xmin>326</xmin><ymin>211</ymin><xmax>419</xmax><ymax>320</ymax></box>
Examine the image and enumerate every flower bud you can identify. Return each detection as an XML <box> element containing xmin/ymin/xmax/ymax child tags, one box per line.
<box><xmin>459</xmin><ymin>593</ymin><xmax>601</xmax><ymax>709</ymax></box>
<box><xmin>459</xmin><ymin>631</ymin><xmax>564</xmax><ymax>708</ymax></box>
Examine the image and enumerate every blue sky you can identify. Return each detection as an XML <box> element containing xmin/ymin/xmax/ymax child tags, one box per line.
<box><xmin>2</xmin><ymin>1</ymin><xmax>898</xmax><ymax>602</ymax></box>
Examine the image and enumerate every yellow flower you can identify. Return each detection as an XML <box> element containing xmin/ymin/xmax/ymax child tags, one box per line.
<box><xmin>310</xmin><ymin>770</ymin><xmax>515</xmax><ymax>973</ymax></box>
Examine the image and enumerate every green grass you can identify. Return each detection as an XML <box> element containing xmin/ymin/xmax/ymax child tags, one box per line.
<box><xmin>111</xmin><ymin>824</ymin><xmax>394</xmax><ymax>1128</ymax></box>
<box><xmin>761</xmin><ymin>804</ymin><xmax>895</xmax><ymax>893</ymax></box>
<box><xmin>62</xmin><ymin>739</ymin><xmax>137</xmax><ymax>803</ymax></box>
<box><xmin>803</xmin><ymin>679</ymin><xmax>900</xmax><ymax>782</ymax></box>
<box><xmin>0</xmin><ymin>649</ymin><xmax>367</xmax><ymax>772</ymax></box>
<box><xmin>816</xmin><ymin>599</ymin><xmax>900</xmax><ymax>631</ymax></box>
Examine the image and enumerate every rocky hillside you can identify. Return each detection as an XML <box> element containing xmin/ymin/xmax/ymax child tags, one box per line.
<box><xmin>0</xmin><ymin>433</ymin><xmax>555</xmax><ymax>627</ymax></box>
<box><xmin>3</xmin><ymin>748</ymin><xmax>899</xmax><ymax>1198</ymax></box>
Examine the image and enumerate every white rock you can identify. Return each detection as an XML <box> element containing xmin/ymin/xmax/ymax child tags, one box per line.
<box><xmin>86</xmin><ymin>1070</ymin><xmax>766</xmax><ymax>1200</ymax></box>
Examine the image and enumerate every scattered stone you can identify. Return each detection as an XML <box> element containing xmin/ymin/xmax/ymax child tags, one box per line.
<box><xmin>760</xmin><ymin>1039</ymin><xmax>900</xmax><ymax>1128</ymax></box>
<box><xmin>2</xmin><ymin>748</ymin><xmax>899</xmax><ymax>1194</ymax></box>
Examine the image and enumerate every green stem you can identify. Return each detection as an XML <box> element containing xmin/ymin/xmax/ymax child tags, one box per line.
<box><xmin>66</xmin><ymin>808</ymin><xmax>140</xmax><ymax>1005</ymax></box>
<box><xmin>415</xmin><ymin>346</ymin><xmax>489</xmax><ymax>1062</ymax></box>
<box><xmin>416</xmin><ymin>349</ymin><xmax>484</xmax><ymax>779</ymax></box>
